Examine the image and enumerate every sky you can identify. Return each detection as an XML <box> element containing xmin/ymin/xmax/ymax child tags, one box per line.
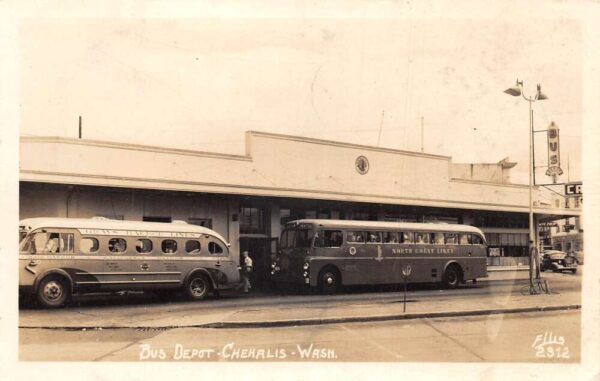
<box><xmin>18</xmin><ymin>11</ymin><xmax>583</xmax><ymax>185</ymax></box>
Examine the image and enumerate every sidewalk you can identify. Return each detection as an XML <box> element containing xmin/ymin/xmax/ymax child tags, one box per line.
<box><xmin>20</xmin><ymin>274</ymin><xmax>581</xmax><ymax>330</ymax></box>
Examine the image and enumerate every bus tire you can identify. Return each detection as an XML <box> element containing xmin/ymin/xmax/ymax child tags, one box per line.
<box><xmin>36</xmin><ymin>275</ymin><xmax>70</xmax><ymax>308</ymax></box>
<box><xmin>185</xmin><ymin>273</ymin><xmax>211</xmax><ymax>301</ymax></box>
<box><xmin>442</xmin><ymin>265</ymin><xmax>462</xmax><ymax>290</ymax></box>
<box><xmin>318</xmin><ymin>266</ymin><xmax>341</xmax><ymax>294</ymax></box>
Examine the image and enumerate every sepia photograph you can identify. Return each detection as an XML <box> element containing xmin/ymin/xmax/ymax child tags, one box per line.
<box><xmin>1</xmin><ymin>1</ymin><xmax>600</xmax><ymax>381</ymax></box>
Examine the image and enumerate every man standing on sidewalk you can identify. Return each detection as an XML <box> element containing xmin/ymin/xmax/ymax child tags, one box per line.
<box><xmin>241</xmin><ymin>251</ymin><xmax>253</xmax><ymax>293</ymax></box>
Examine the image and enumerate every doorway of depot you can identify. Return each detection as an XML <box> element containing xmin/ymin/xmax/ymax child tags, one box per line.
<box><xmin>239</xmin><ymin>237</ymin><xmax>278</xmax><ymax>291</ymax></box>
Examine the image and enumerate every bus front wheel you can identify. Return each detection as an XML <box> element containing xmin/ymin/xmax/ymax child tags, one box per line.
<box><xmin>36</xmin><ymin>275</ymin><xmax>70</xmax><ymax>308</ymax></box>
<box><xmin>442</xmin><ymin>265</ymin><xmax>462</xmax><ymax>290</ymax></box>
<box><xmin>318</xmin><ymin>267</ymin><xmax>340</xmax><ymax>294</ymax></box>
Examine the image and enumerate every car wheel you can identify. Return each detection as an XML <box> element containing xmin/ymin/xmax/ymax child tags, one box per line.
<box><xmin>36</xmin><ymin>275</ymin><xmax>70</xmax><ymax>308</ymax></box>
<box><xmin>185</xmin><ymin>273</ymin><xmax>211</xmax><ymax>301</ymax></box>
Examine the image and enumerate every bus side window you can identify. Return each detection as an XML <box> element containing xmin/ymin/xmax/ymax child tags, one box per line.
<box><xmin>367</xmin><ymin>232</ymin><xmax>382</xmax><ymax>243</ymax></box>
<box><xmin>81</xmin><ymin>237</ymin><xmax>100</xmax><ymax>254</ymax></box>
<box><xmin>445</xmin><ymin>233</ymin><xmax>458</xmax><ymax>245</ymax></box>
<box><xmin>185</xmin><ymin>240</ymin><xmax>202</xmax><ymax>254</ymax></box>
<box><xmin>415</xmin><ymin>232</ymin><xmax>430</xmax><ymax>244</ymax></box>
<box><xmin>208</xmin><ymin>241</ymin><xmax>224</xmax><ymax>255</ymax></box>
<box><xmin>109</xmin><ymin>238</ymin><xmax>127</xmax><ymax>254</ymax></box>
<box><xmin>34</xmin><ymin>232</ymin><xmax>74</xmax><ymax>254</ymax></box>
<box><xmin>316</xmin><ymin>230</ymin><xmax>343</xmax><ymax>248</ymax></box>
<box><xmin>432</xmin><ymin>233</ymin><xmax>445</xmax><ymax>245</ymax></box>
<box><xmin>384</xmin><ymin>232</ymin><xmax>400</xmax><ymax>243</ymax></box>
<box><xmin>136</xmin><ymin>239</ymin><xmax>153</xmax><ymax>254</ymax></box>
<box><xmin>401</xmin><ymin>232</ymin><xmax>414</xmax><ymax>244</ymax></box>
<box><xmin>459</xmin><ymin>234</ymin><xmax>471</xmax><ymax>245</ymax></box>
<box><xmin>161</xmin><ymin>239</ymin><xmax>178</xmax><ymax>254</ymax></box>
<box><xmin>471</xmin><ymin>234</ymin><xmax>483</xmax><ymax>245</ymax></box>
<box><xmin>347</xmin><ymin>231</ymin><xmax>365</xmax><ymax>243</ymax></box>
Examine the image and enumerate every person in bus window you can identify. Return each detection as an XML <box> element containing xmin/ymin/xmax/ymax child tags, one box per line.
<box><xmin>44</xmin><ymin>234</ymin><xmax>59</xmax><ymax>253</ymax></box>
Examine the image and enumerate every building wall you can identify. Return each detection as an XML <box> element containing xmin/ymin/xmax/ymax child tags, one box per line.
<box><xmin>20</xmin><ymin>132</ymin><xmax>579</xmax><ymax>216</ymax></box>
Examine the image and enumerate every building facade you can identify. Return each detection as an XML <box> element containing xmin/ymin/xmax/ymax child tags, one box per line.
<box><xmin>19</xmin><ymin>131</ymin><xmax>581</xmax><ymax>283</ymax></box>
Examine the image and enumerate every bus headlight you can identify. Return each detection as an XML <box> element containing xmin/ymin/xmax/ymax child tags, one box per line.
<box><xmin>303</xmin><ymin>262</ymin><xmax>310</xmax><ymax>270</ymax></box>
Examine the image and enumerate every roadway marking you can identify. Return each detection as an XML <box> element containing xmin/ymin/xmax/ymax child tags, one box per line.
<box><xmin>423</xmin><ymin>318</ymin><xmax>484</xmax><ymax>361</ymax></box>
<box><xmin>339</xmin><ymin>324</ymin><xmax>404</xmax><ymax>360</ymax></box>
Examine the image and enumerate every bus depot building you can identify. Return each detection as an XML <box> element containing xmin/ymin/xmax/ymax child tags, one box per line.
<box><xmin>19</xmin><ymin>131</ymin><xmax>581</xmax><ymax>288</ymax></box>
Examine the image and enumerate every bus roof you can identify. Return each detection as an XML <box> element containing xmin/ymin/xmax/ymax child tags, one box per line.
<box><xmin>286</xmin><ymin>219</ymin><xmax>485</xmax><ymax>235</ymax></box>
<box><xmin>19</xmin><ymin>217</ymin><xmax>229</xmax><ymax>245</ymax></box>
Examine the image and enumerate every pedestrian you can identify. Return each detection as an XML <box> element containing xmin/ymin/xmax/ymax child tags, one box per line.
<box><xmin>241</xmin><ymin>251</ymin><xmax>253</xmax><ymax>293</ymax></box>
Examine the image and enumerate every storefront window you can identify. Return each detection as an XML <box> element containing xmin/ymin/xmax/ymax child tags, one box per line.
<box><xmin>240</xmin><ymin>207</ymin><xmax>267</xmax><ymax>234</ymax></box>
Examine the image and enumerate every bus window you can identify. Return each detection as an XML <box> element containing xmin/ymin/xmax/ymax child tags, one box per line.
<box><xmin>415</xmin><ymin>232</ymin><xmax>430</xmax><ymax>244</ymax></box>
<box><xmin>347</xmin><ymin>231</ymin><xmax>366</xmax><ymax>243</ymax></box>
<box><xmin>295</xmin><ymin>230</ymin><xmax>311</xmax><ymax>248</ymax></box>
<box><xmin>459</xmin><ymin>234</ymin><xmax>471</xmax><ymax>245</ymax></box>
<box><xmin>383</xmin><ymin>232</ymin><xmax>400</xmax><ymax>243</ymax></box>
<box><xmin>34</xmin><ymin>232</ymin><xmax>74</xmax><ymax>254</ymax></box>
<box><xmin>136</xmin><ymin>239</ymin><xmax>153</xmax><ymax>254</ymax></box>
<box><xmin>445</xmin><ymin>233</ymin><xmax>458</xmax><ymax>245</ymax></box>
<box><xmin>208</xmin><ymin>241</ymin><xmax>223</xmax><ymax>254</ymax></box>
<box><xmin>432</xmin><ymin>233</ymin><xmax>445</xmax><ymax>245</ymax></box>
<box><xmin>281</xmin><ymin>230</ymin><xmax>294</xmax><ymax>248</ymax></box>
<box><xmin>367</xmin><ymin>232</ymin><xmax>382</xmax><ymax>243</ymax></box>
<box><xmin>315</xmin><ymin>230</ymin><xmax>343</xmax><ymax>247</ymax></box>
<box><xmin>401</xmin><ymin>232</ymin><xmax>414</xmax><ymax>244</ymax></box>
<box><xmin>161</xmin><ymin>239</ymin><xmax>177</xmax><ymax>254</ymax></box>
<box><xmin>109</xmin><ymin>238</ymin><xmax>127</xmax><ymax>253</ymax></box>
<box><xmin>80</xmin><ymin>237</ymin><xmax>99</xmax><ymax>253</ymax></box>
<box><xmin>185</xmin><ymin>240</ymin><xmax>201</xmax><ymax>254</ymax></box>
<box><xmin>471</xmin><ymin>234</ymin><xmax>484</xmax><ymax>245</ymax></box>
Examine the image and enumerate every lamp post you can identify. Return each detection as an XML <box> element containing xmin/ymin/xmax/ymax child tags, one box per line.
<box><xmin>504</xmin><ymin>79</ymin><xmax>548</xmax><ymax>293</ymax></box>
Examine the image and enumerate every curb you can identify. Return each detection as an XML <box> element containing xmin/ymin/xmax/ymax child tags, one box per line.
<box><xmin>23</xmin><ymin>304</ymin><xmax>579</xmax><ymax>331</ymax></box>
<box><xmin>200</xmin><ymin>304</ymin><xmax>581</xmax><ymax>329</ymax></box>
<box><xmin>204</xmin><ymin>304</ymin><xmax>581</xmax><ymax>329</ymax></box>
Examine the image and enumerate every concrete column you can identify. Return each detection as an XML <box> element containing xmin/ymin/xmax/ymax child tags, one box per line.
<box><xmin>270</xmin><ymin>203</ymin><xmax>281</xmax><ymax>239</ymax></box>
<box><xmin>227</xmin><ymin>198</ymin><xmax>240</xmax><ymax>260</ymax></box>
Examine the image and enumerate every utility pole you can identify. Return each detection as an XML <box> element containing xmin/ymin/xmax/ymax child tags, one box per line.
<box><xmin>78</xmin><ymin>116</ymin><xmax>82</xmax><ymax>139</ymax></box>
<box><xmin>420</xmin><ymin>116</ymin><xmax>424</xmax><ymax>153</ymax></box>
<box><xmin>376</xmin><ymin>110</ymin><xmax>385</xmax><ymax>147</ymax></box>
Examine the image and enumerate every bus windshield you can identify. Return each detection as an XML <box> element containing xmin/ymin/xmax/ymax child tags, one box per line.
<box><xmin>280</xmin><ymin>229</ymin><xmax>313</xmax><ymax>249</ymax></box>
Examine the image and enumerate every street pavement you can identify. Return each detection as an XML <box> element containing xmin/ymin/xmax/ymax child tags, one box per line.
<box><xmin>19</xmin><ymin>269</ymin><xmax>582</xmax><ymax>362</ymax></box>
<box><xmin>19</xmin><ymin>269</ymin><xmax>581</xmax><ymax>329</ymax></box>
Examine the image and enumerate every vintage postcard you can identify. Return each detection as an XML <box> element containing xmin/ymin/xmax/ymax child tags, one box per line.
<box><xmin>1</xmin><ymin>1</ymin><xmax>599</xmax><ymax>381</ymax></box>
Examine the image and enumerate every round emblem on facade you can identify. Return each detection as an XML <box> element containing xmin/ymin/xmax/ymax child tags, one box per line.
<box><xmin>355</xmin><ymin>156</ymin><xmax>369</xmax><ymax>175</ymax></box>
<box><xmin>349</xmin><ymin>246</ymin><xmax>357</xmax><ymax>255</ymax></box>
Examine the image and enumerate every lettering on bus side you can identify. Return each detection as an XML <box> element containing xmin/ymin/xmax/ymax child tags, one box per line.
<box><xmin>391</xmin><ymin>247</ymin><xmax>455</xmax><ymax>255</ymax></box>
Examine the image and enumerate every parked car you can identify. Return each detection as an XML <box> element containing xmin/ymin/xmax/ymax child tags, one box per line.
<box><xmin>540</xmin><ymin>250</ymin><xmax>578</xmax><ymax>274</ymax></box>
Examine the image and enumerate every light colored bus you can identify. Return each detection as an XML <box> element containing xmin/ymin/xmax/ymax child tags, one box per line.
<box><xmin>19</xmin><ymin>217</ymin><xmax>241</xmax><ymax>308</ymax></box>
<box><xmin>270</xmin><ymin>219</ymin><xmax>488</xmax><ymax>293</ymax></box>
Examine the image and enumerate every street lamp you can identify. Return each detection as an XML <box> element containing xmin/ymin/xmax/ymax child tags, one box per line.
<box><xmin>504</xmin><ymin>79</ymin><xmax>548</xmax><ymax>293</ymax></box>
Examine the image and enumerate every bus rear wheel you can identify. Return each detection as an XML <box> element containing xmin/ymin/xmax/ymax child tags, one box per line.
<box><xmin>318</xmin><ymin>267</ymin><xmax>340</xmax><ymax>294</ymax></box>
<box><xmin>37</xmin><ymin>275</ymin><xmax>70</xmax><ymax>308</ymax></box>
<box><xmin>185</xmin><ymin>273</ymin><xmax>211</xmax><ymax>301</ymax></box>
<box><xmin>442</xmin><ymin>265</ymin><xmax>462</xmax><ymax>289</ymax></box>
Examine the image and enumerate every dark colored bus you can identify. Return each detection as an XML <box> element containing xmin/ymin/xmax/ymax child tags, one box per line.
<box><xmin>270</xmin><ymin>219</ymin><xmax>487</xmax><ymax>293</ymax></box>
